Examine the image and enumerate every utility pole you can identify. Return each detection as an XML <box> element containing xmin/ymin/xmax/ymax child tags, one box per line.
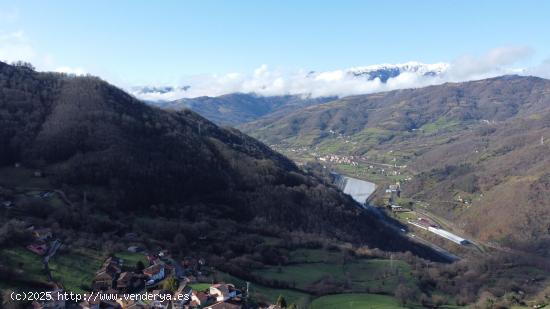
<box><xmin>245</xmin><ymin>281</ymin><xmax>250</xmax><ymax>304</ymax></box>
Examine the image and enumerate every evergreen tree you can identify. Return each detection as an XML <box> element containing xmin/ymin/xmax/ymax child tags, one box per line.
<box><xmin>276</xmin><ymin>295</ymin><xmax>287</xmax><ymax>308</ymax></box>
<box><xmin>135</xmin><ymin>261</ymin><xmax>145</xmax><ymax>272</ymax></box>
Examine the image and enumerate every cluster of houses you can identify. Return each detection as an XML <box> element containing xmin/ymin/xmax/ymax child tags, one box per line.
<box><xmin>318</xmin><ymin>154</ymin><xmax>358</xmax><ymax>166</ymax></box>
<box><xmin>26</xmin><ymin>242</ymin><xmax>290</xmax><ymax>309</ymax></box>
<box><xmin>455</xmin><ymin>195</ymin><xmax>472</xmax><ymax>205</ymax></box>
<box><xmin>84</xmin><ymin>249</ymin><xmax>251</xmax><ymax>309</ymax></box>
<box><xmin>91</xmin><ymin>250</ymin><xmax>183</xmax><ymax>294</ymax></box>
<box><xmin>385</xmin><ymin>183</ymin><xmax>401</xmax><ymax>196</ymax></box>
<box><xmin>317</xmin><ymin>153</ymin><xmax>410</xmax><ymax>181</ymax></box>
<box><xmin>32</xmin><ymin>282</ymin><xmax>248</xmax><ymax>309</ymax></box>
<box><xmin>2</xmin><ymin>187</ymin><xmax>57</xmax><ymax>209</ymax></box>
<box><xmin>31</xmin><ymin>282</ymin><xmax>246</xmax><ymax>309</ymax></box>
<box><xmin>31</xmin><ymin>248</ymin><xmax>250</xmax><ymax>309</ymax></box>
<box><xmin>187</xmin><ymin>283</ymin><xmax>243</xmax><ymax>309</ymax></box>
<box><xmin>92</xmin><ymin>256</ymin><xmax>146</xmax><ymax>292</ymax></box>
<box><xmin>77</xmin><ymin>282</ymin><xmax>244</xmax><ymax>309</ymax></box>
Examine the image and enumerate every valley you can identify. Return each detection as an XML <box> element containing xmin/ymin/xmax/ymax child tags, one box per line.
<box><xmin>0</xmin><ymin>61</ymin><xmax>461</xmax><ymax>309</ymax></box>
<box><xmin>0</xmin><ymin>165</ymin><xmax>452</xmax><ymax>309</ymax></box>
<box><xmin>241</xmin><ymin>75</ymin><xmax>550</xmax><ymax>257</ymax></box>
<box><xmin>1</xmin><ymin>65</ymin><xmax>550</xmax><ymax>309</ymax></box>
<box><xmin>2</xmin><ymin>2</ymin><xmax>550</xmax><ymax>308</ymax></box>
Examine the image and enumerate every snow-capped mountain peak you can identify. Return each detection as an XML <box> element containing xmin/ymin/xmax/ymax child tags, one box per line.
<box><xmin>347</xmin><ymin>62</ymin><xmax>449</xmax><ymax>82</ymax></box>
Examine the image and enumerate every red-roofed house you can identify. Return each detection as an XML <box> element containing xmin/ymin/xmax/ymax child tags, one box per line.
<box><xmin>27</xmin><ymin>243</ymin><xmax>48</xmax><ymax>256</ymax></box>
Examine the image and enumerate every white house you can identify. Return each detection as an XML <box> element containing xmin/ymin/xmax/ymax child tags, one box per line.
<box><xmin>209</xmin><ymin>284</ymin><xmax>240</xmax><ymax>302</ymax></box>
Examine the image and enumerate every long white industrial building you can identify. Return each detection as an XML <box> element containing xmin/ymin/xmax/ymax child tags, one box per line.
<box><xmin>407</xmin><ymin>220</ymin><xmax>469</xmax><ymax>245</ymax></box>
<box><xmin>428</xmin><ymin>227</ymin><xmax>469</xmax><ymax>245</ymax></box>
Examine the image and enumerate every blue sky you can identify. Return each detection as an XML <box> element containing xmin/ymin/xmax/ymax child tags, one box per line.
<box><xmin>1</xmin><ymin>0</ymin><xmax>549</xmax><ymax>96</ymax></box>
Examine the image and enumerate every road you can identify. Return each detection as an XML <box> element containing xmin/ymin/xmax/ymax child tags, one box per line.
<box><xmin>356</xmin><ymin>159</ymin><xmax>400</xmax><ymax>169</ymax></box>
<box><xmin>43</xmin><ymin>239</ymin><xmax>62</xmax><ymax>282</ymax></box>
<box><xmin>44</xmin><ymin>239</ymin><xmax>62</xmax><ymax>263</ymax></box>
<box><xmin>167</xmin><ymin>257</ymin><xmax>185</xmax><ymax>279</ymax></box>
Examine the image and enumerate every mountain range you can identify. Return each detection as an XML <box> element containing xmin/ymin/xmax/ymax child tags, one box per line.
<box><xmin>131</xmin><ymin>62</ymin><xmax>450</xmax><ymax>109</ymax></box>
<box><xmin>154</xmin><ymin>93</ymin><xmax>336</xmax><ymax>126</ymax></box>
<box><xmin>0</xmin><ymin>61</ymin><xmax>442</xmax><ymax>260</ymax></box>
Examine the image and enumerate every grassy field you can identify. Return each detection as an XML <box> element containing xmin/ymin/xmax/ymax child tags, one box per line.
<box><xmin>254</xmin><ymin>249</ymin><xmax>414</xmax><ymax>294</ymax></box>
<box><xmin>189</xmin><ymin>283</ymin><xmax>212</xmax><ymax>291</ymax></box>
<box><xmin>310</xmin><ymin>293</ymin><xmax>407</xmax><ymax>309</ymax></box>
<box><xmin>346</xmin><ymin>259</ymin><xmax>412</xmax><ymax>292</ymax></box>
<box><xmin>394</xmin><ymin>210</ymin><xmax>417</xmax><ymax>222</ymax></box>
<box><xmin>0</xmin><ymin>247</ymin><xmax>48</xmax><ymax>284</ymax></box>
<box><xmin>420</xmin><ymin>118</ymin><xmax>460</xmax><ymax>134</ymax></box>
<box><xmin>289</xmin><ymin>248</ymin><xmax>343</xmax><ymax>263</ymax></box>
<box><xmin>250</xmin><ymin>284</ymin><xmax>311</xmax><ymax>308</ymax></box>
<box><xmin>204</xmin><ymin>258</ymin><xmax>459</xmax><ymax>309</ymax></box>
<box><xmin>255</xmin><ymin>263</ymin><xmax>347</xmax><ymax>289</ymax></box>
<box><xmin>49</xmin><ymin>248</ymin><xmax>104</xmax><ymax>294</ymax></box>
<box><xmin>116</xmin><ymin>251</ymin><xmax>148</xmax><ymax>270</ymax></box>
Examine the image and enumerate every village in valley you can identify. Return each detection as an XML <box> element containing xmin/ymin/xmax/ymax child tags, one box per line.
<box><xmin>13</xmin><ymin>222</ymin><xmax>286</xmax><ymax>309</ymax></box>
<box><xmin>0</xmin><ymin>165</ymin><xmax>290</xmax><ymax>309</ymax></box>
<box><xmin>268</xmin><ymin>136</ymin><xmax>479</xmax><ymax>250</ymax></box>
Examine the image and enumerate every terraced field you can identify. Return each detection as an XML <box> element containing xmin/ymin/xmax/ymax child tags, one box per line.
<box><xmin>253</xmin><ymin>249</ymin><xmax>415</xmax><ymax>294</ymax></box>
<box><xmin>0</xmin><ymin>247</ymin><xmax>48</xmax><ymax>286</ymax></box>
<box><xmin>49</xmin><ymin>249</ymin><xmax>104</xmax><ymax>293</ymax></box>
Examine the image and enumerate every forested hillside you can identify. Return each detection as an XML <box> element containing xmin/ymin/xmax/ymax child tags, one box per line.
<box><xmin>157</xmin><ymin>93</ymin><xmax>335</xmax><ymax>126</ymax></box>
<box><xmin>0</xmin><ymin>61</ymin><xmax>442</xmax><ymax>260</ymax></box>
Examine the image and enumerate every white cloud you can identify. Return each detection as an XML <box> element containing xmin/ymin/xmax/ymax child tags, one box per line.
<box><xmin>527</xmin><ymin>57</ymin><xmax>550</xmax><ymax>78</ymax></box>
<box><xmin>54</xmin><ymin>66</ymin><xmax>87</xmax><ymax>76</ymax></box>
<box><xmin>315</xmin><ymin>70</ymin><xmax>346</xmax><ymax>82</ymax></box>
<box><xmin>0</xmin><ymin>34</ymin><xmax>539</xmax><ymax>101</ymax></box>
<box><xmin>0</xmin><ymin>29</ymin><xmax>90</xmax><ymax>78</ymax></box>
<box><xmin>445</xmin><ymin>46</ymin><xmax>533</xmax><ymax>80</ymax></box>
<box><xmin>133</xmin><ymin>46</ymin><xmax>539</xmax><ymax>101</ymax></box>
